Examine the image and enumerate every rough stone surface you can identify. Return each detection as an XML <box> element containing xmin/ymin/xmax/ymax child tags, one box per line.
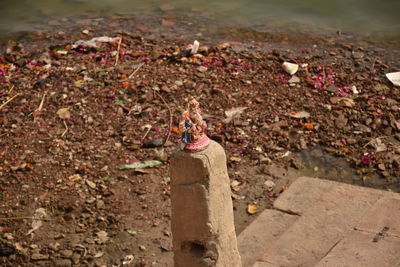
<box><xmin>356</xmin><ymin>197</ymin><xmax>400</xmax><ymax>238</ymax></box>
<box><xmin>252</xmin><ymin>261</ymin><xmax>280</xmax><ymax>267</ymax></box>
<box><xmin>260</xmin><ymin>183</ymin><xmax>383</xmax><ymax>266</ymax></box>
<box><xmin>170</xmin><ymin>140</ymin><xmax>241</xmax><ymax>267</ymax></box>
<box><xmin>53</xmin><ymin>258</ymin><xmax>72</xmax><ymax>267</ymax></box>
<box><xmin>273</xmin><ymin>176</ymin><xmax>333</xmax><ymax>215</ymax></box>
<box><xmin>315</xmin><ymin>231</ymin><xmax>400</xmax><ymax>267</ymax></box>
<box><xmin>237</xmin><ymin>209</ymin><xmax>298</xmax><ymax>267</ymax></box>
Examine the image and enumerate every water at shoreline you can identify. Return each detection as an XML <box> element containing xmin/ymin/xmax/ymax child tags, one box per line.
<box><xmin>1</xmin><ymin>0</ymin><xmax>399</xmax><ymax>41</ymax></box>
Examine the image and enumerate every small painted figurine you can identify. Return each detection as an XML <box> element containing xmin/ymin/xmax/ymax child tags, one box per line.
<box><xmin>179</xmin><ymin>96</ymin><xmax>210</xmax><ymax>152</ymax></box>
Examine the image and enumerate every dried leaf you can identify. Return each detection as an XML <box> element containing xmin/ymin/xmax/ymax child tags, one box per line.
<box><xmin>57</xmin><ymin>107</ymin><xmax>71</xmax><ymax>119</ymax></box>
<box><xmin>289</xmin><ymin>111</ymin><xmax>310</xmax><ymax>119</ymax></box>
<box><xmin>93</xmin><ymin>251</ymin><xmax>104</xmax><ymax>258</ymax></box>
<box><xmin>0</xmin><ymin>226</ymin><xmax>12</xmax><ymax>233</ymax></box>
<box><xmin>122</xmin><ymin>255</ymin><xmax>135</xmax><ymax>265</ymax></box>
<box><xmin>247</xmin><ymin>204</ymin><xmax>259</xmax><ymax>215</ymax></box>
<box><xmin>126</xmin><ymin>230</ymin><xmax>137</xmax><ymax>236</ymax></box>
<box><xmin>224</xmin><ymin>107</ymin><xmax>247</xmax><ymax>123</ymax></box>
<box><xmin>264</xmin><ymin>180</ymin><xmax>276</xmax><ymax>191</ymax></box>
<box><xmin>27</xmin><ymin>208</ymin><xmax>47</xmax><ymax>235</ymax></box>
<box><xmin>67</xmin><ymin>174</ymin><xmax>82</xmax><ymax>181</ymax></box>
<box><xmin>74</xmin><ymin>80</ymin><xmax>84</xmax><ymax>87</ymax></box>
<box><xmin>369</xmin><ymin>138</ymin><xmax>387</xmax><ymax>153</ymax></box>
<box><xmin>339</xmin><ymin>97</ymin><xmax>355</xmax><ymax>107</ymax></box>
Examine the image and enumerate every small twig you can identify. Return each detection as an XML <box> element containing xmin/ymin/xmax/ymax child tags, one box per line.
<box><xmin>154</xmin><ymin>91</ymin><xmax>172</xmax><ymax>146</ymax></box>
<box><xmin>128</xmin><ymin>63</ymin><xmax>144</xmax><ymax>79</ymax></box>
<box><xmin>29</xmin><ymin>91</ymin><xmax>47</xmax><ymax>117</ymax></box>
<box><xmin>0</xmin><ymin>216</ymin><xmax>34</xmax><ymax>220</ymax></box>
<box><xmin>140</xmin><ymin>125</ymin><xmax>152</xmax><ymax>144</ymax></box>
<box><xmin>114</xmin><ymin>36</ymin><xmax>122</xmax><ymax>66</ymax></box>
<box><xmin>7</xmin><ymin>85</ymin><xmax>15</xmax><ymax>95</ymax></box>
<box><xmin>74</xmin><ymin>244</ymin><xmax>87</xmax><ymax>257</ymax></box>
<box><xmin>61</xmin><ymin>120</ymin><xmax>68</xmax><ymax>137</ymax></box>
<box><xmin>37</xmin><ymin>91</ymin><xmax>47</xmax><ymax>111</ymax></box>
<box><xmin>363</xmin><ymin>135</ymin><xmax>394</xmax><ymax>148</ymax></box>
<box><xmin>0</xmin><ymin>93</ymin><xmax>21</xmax><ymax>110</ymax></box>
<box><xmin>370</xmin><ymin>58</ymin><xmax>376</xmax><ymax>74</ymax></box>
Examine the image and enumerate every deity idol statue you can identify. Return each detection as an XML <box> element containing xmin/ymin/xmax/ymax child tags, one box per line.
<box><xmin>179</xmin><ymin>96</ymin><xmax>210</xmax><ymax>152</ymax></box>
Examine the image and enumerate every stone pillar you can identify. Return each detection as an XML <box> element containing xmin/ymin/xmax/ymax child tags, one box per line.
<box><xmin>170</xmin><ymin>140</ymin><xmax>242</xmax><ymax>267</ymax></box>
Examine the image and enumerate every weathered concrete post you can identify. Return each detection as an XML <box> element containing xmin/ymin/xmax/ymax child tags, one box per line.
<box><xmin>170</xmin><ymin>97</ymin><xmax>241</xmax><ymax>267</ymax></box>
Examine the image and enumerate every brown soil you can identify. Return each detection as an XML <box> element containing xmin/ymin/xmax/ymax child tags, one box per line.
<box><xmin>0</xmin><ymin>11</ymin><xmax>399</xmax><ymax>266</ymax></box>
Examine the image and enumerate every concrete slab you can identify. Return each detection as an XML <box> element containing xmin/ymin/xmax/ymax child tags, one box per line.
<box><xmin>315</xmin><ymin>230</ymin><xmax>400</xmax><ymax>267</ymax></box>
<box><xmin>356</xmin><ymin>197</ymin><xmax>400</xmax><ymax>238</ymax></box>
<box><xmin>259</xmin><ymin>181</ymin><xmax>383</xmax><ymax>266</ymax></box>
<box><xmin>237</xmin><ymin>209</ymin><xmax>298</xmax><ymax>267</ymax></box>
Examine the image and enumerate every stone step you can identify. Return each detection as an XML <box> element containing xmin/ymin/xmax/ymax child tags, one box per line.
<box><xmin>259</xmin><ymin>181</ymin><xmax>383</xmax><ymax>266</ymax></box>
<box><xmin>238</xmin><ymin>177</ymin><xmax>338</xmax><ymax>267</ymax></box>
<box><xmin>238</xmin><ymin>176</ymin><xmax>400</xmax><ymax>267</ymax></box>
<box><xmin>237</xmin><ymin>209</ymin><xmax>298</xmax><ymax>267</ymax></box>
<box><xmin>315</xmin><ymin>230</ymin><xmax>400</xmax><ymax>267</ymax></box>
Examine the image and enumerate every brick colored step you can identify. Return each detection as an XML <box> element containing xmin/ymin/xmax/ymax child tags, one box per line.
<box><xmin>315</xmin><ymin>230</ymin><xmax>400</xmax><ymax>267</ymax></box>
<box><xmin>237</xmin><ymin>209</ymin><xmax>298</xmax><ymax>267</ymax></box>
<box><xmin>258</xmin><ymin>179</ymin><xmax>383</xmax><ymax>266</ymax></box>
<box><xmin>273</xmin><ymin>176</ymin><xmax>334</xmax><ymax>215</ymax></box>
<box><xmin>356</xmin><ymin>197</ymin><xmax>400</xmax><ymax>238</ymax></box>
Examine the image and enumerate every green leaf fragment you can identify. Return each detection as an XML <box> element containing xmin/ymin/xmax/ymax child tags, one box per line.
<box><xmin>120</xmin><ymin>160</ymin><xmax>162</xmax><ymax>170</ymax></box>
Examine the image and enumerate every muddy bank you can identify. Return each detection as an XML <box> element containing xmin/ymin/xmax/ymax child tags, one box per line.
<box><xmin>0</xmin><ymin>12</ymin><xmax>399</xmax><ymax>266</ymax></box>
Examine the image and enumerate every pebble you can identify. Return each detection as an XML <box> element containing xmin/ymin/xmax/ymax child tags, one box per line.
<box><xmin>198</xmin><ymin>66</ymin><xmax>208</xmax><ymax>72</ymax></box>
<box><xmin>378</xmin><ymin>163</ymin><xmax>386</xmax><ymax>171</ymax></box>
<box><xmin>174</xmin><ymin>80</ymin><xmax>183</xmax><ymax>86</ymax></box>
<box><xmin>53</xmin><ymin>258</ymin><xmax>72</xmax><ymax>267</ymax></box>
<box><xmin>96</xmin><ymin>200</ymin><xmax>105</xmax><ymax>209</ymax></box>
<box><xmin>60</xmin><ymin>249</ymin><xmax>73</xmax><ymax>258</ymax></box>
<box><xmin>288</xmin><ymin>75</ymin><xmax>300</xmax><ymax>83</ymax></box>
<box><xmin>71</xmin><ymin>253</ymin><xmax>81</xmax><ymax>264</ymax></box>
<box><xmin>31</xmin><ymin>253</ymin><xmax>49</xmax><ymax>260</ymax></box>
<box><xmin>86</xmin><ymin>180</ymin><xmax>96</xmax><ymax>189</ymax></box>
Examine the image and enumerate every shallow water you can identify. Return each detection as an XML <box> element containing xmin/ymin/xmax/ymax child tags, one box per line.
<box><xmin>0</xmin><ymin>0</ymin><xmax>399</xmax><ymax>38</ymax></box>
<box><xmin>297</xmin><ymin>146</ymin><xmax>399</xmax><ymax>192</ymax></box>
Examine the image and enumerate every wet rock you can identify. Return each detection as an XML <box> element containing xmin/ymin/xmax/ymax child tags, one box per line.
<box><xmin>0</xmin><ymin>246</ymin><xmax>15</xmax><ymax>257</ymax></box>
<box><xmin>290</xmin><ymin>157</ymin><xmax>303</xmax><ymax>169</ymax></box>
<box><xmin>142</xmin><ymin>138</ymin><xmax>163</xmax><ymax>148</ymax></box>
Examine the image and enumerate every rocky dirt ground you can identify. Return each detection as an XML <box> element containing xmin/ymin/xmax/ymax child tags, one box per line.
<box><xmin>0</xmin><ymin>11</ymin><xmax>399</xmax><ymax>267</ymax></box>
